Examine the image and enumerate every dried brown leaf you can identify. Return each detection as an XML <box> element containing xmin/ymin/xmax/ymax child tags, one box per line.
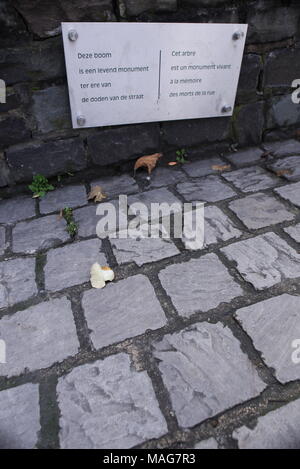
<box><xmin>88</xmin><ymin>185</ymin><xmax>107</xmax><ymax>203</ymax></box>
<box><xmin>212</xmin><ymin>163</ymin><xmax>231</xmax><ymax>172</ymax></box>
<box><xmin>134</xmin><ymin>152</ymin><xmax>163</xmax><ymax>175</ymax></box>
<box><xmin>168</xmin><ymin>161</ymin><xmax>178</xmax><ymax>166</ymax></box>
<box><xmin>275</xmin><ymin>169</ymin><xmax>293</xmax><ymax>177</ymax></box>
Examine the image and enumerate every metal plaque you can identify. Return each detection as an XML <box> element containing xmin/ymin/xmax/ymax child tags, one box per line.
<box><xmin>62</xmin><ymin>22</ymin><xmax>248</xmax><ymax>129</ymax></box>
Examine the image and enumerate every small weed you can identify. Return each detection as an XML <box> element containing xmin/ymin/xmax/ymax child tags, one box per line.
<box><xmin>176</xmin><ymin>149</ymin><xmax>188</xmax><ymax>164</ymax></box>
<box><xmin>62</xmin><ymin>207</ymin><xmax>78</xmax><ymax>238</ymax></box>
<box><xmin>28</xmin><ymin>174</ymin><xmax>54</xmax><ymax>198</ymax></box>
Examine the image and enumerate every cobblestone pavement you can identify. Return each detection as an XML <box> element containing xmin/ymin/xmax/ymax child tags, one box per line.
<box><xmin>0</xmin><ymin>141</ymin><xmax>300</xmax><ymax>449</ymax></box>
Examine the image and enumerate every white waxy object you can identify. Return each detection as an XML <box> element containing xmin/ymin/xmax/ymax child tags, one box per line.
<box><xmin>90</xmin><ymin>263</ymin><xmax>115</xmax><ymax>289</ymax></box>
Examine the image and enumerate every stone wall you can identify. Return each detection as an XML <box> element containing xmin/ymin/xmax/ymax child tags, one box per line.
<box><xmin>0</xmin><ymin>0</ymin><xmax>300</xmax><ymax>187</ymax></box>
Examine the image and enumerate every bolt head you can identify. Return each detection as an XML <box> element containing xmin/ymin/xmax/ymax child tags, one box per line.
<box><xmin>77</xmin><ymin>115</ymin><xmax>86</xmax><ymax>126</ymax></box>
<box><xmin>68</xmin><ymin>29</ymin><xmax>78</xmax><ymax>41</ymax></box>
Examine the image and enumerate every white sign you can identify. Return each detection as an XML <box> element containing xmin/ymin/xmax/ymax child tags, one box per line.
<box><xmin>62</xmin><ymin>22</ymin><xmax>247</xmax><ymax>129</ymax></box>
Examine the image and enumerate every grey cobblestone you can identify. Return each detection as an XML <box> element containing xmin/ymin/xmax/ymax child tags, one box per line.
<box><xmin>194</xmin><ymin>438</ymin><xmax>218</xmax><ymax>449</ymax></box>
<box><xmin>57</xmin><ymin>353</ymin><xmax>168</xmax><ymax>449</ymax></box>
<box><xmin>0</xmin><ymin>196</ymin><xmax>35</xmax><ymax>224</ymax></box>
<box><xmin>236</xmin><ymin>294</ymin><xmax>300</xmax><ymax>383</ymax></box>
<box><xmin>128</xmin><ymin>188</ymin><xmax>181</xmax><ymax>216</ymax></box>
<box><xmin>225</xmin><ymin>148</ymin><xmax>263</xmax><ymax>168</ymax></box>
<box><xmin>183</xmin><ymin>205</ymin><xmax>242</xmax><ymax>250</ymax></box>
<box><xmin>233</xmin><ymin>399</ymin><xmax>300</xmax><ymax>449</ymax></box>
<box><xmin>45</xmin><ymin>239</ymin><xmax>106</xmax><ymax>291</ymax></box>
<box><xmin>39</xmin><ymin>185</ymin><xmax>87</xmax><ymax>214</ymax></box>
<box><xmin>182</xmin><ymin>157</ymin><xmax>225</xmax><ymax>178</ymax></box>
<box><xmin>159</xmin><ymin>254</ymin><xmax>243</xmax><ymax>317</ymax></box>
<box><xmin>153</xmin><ymin>323</ymin><xmax>265</xmax><ymax>428</ymax></box>
<box><xmin>268</xmin><ymin>156</ymin><xmax>300</xmax><ymax>182</ymax></box>
<box><xmin>0</xmin><ymin>384</ymin><xmax>40</xmax><ymax>449</ymax></box>
<box><xmin>82</xmin><ymin>275</ymin><xmax>166</xmax><ymax>349</ymax></box>
<box><xmin>91</xmin><ymin>174</ymin><xmax>138</xmax><ymax>198</ymax></box>
<box><xmin>228</xmin><ymin>193</ymin><xmax>294</xmax><ymax>229</ymax></box>
<box><xmin>0</xmin><ymin>227</ymin><xmax>6</xmax><ymax>255</ymax></box>
<box><xmin>176</xmin><ymin>176</ymin><xmax>236</xmax><ymax>203</ymax></box>
<box><xmin>222</xmin><ymin>233</ymin><xmax>300</xmax><ymax>290</ymax></box>
<box><xmin>0</xmin><ymin>257</ymin><xmax>37</xmax><ymax>309</ymax></box>
<box><xmin>0</xmin><ymin>297</ymin><xmax>79</xmax><ymax>377</ymax></box>
<box><xmin>262</xmin><ymin>139</ymin><xmax>300</xmax><ymax>157</ymax></box>
<box><xmin>284</xmin><ymin>224</ymin><xmax>300</xmax><ymax>243</ymax></box>
<box><xmin>275</xmin><ymin>181</ymin><xmax>300</xmax><ymax>207</ymax></box>
<box><xmin>148</xmin><ymin>167</ymin><xmax>187</xmax><ymax>188</ymax></box>
<box><xmin>12</xmin><ymin>215</ymin><xmax>69</xmax><ymax>254</ymax></box>
<box><xmin>111</xmin><ymin>237</ymin><xmax>179</xmax><ymax>266</ymax></box>
<box><xmin>223</xmin><ymin>167</ymin><xmax>279</xmax><ymax>193</ymax></box>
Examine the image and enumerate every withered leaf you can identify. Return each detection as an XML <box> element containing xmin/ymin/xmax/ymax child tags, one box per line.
<box><xmin>134</xmin><ymin>152</ymin><xmax>163</xmax><ymax>175</ymax></box>
<box><xmin>88</xmin><ymin>185</ymin><xmax>107</xmax><ymax>203</ymax></box>
<box><xmin>168</xmin><ymin>161</ymin><xmax>178</xmax><ymax>166</ymax></box>
<box><xmin>275</xmin><ymin>169</ymin><xmax>293</xmax><ymax>177</ymax></box>
<box><xmin>212</xmin><ymin>163</ymin><xmax>231</xmax><ymax>172</ymax></box>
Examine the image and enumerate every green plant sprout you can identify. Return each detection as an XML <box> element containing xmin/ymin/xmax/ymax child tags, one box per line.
<box><xmin>62</xmin><ymin>207</ymin><xmax>78</xmax><ymax>238</ymax></box>
<box><xmin>176</xmin><ymin>149</ymin><xmax>188</xmax><ymax>164</ymax></box>
<box><xmin>28</xmin><ymin>174</ymin><xmax>54</xmax><ymax>198</ymax></box>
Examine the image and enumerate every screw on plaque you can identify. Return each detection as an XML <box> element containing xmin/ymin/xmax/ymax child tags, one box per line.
<box><xmin>68</xmin><ymin>29</ymin><xmax>78</xmax><ymax>41</ymax></box>
<box><xmin>77</xmin><ymin>115</ymin><xmax>86</xmax><ymax>126</ymax></box>
<box><xmin>221</xmin><ymin>105</ymin><xmax>232</xmax><ymax>113</ymax></box>
<box><xmin>232</xmin><ymin>31</ymin><xmax>244</xmax><ymax>41</ymax></box>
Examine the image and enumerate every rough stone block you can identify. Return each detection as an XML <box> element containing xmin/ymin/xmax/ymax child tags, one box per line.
<box><xmin>0</xmin><ymin>384</ymin><xmax>40</xmax><ymax>449</ymax></box>
<box><xmin>0</xmin><ymin>196</ymin><xmax>35</xmax><ymax>224</ymax></box>
<box><xmin>264</xmin><ymin>48</ymin><xmax>300</xmax><ymax>90</ymax></box>
<box><xmin>0</xmin><ymin>257</ymin><xmax>37</xmax><ymax>309</ymax></box>
<box><xmin>39</xmin><ymin>184</ymin><xmax>87</xmax><ymax>214</ymax></box>
<box><xmin>267</xmin><ymin>95</ymin><xmax>300</xmax><ymax>129</ymax></box>
<box><xmin>268</xmin><ymin>156</ymin><xmax>300</xmax><ymax>182</ymax></box>
<box><xmin>0</xmin><ymin>114</ymin><xmax>31</xmax><ymax>149</ymax></box>
<box><xmin>12</xmin><ymin>0</ymin><xmax>115</xmax><ymax>38</ymax></box>
<box><xmin>158</xmin><ymin>253</ymin><xmax>243</xmax><ymax>317</ymax></box>
<box><xmin>223</xmin><ymin>167</ymin><xmax>278</xmax><ymax>193</ymax></box>
<box><xmin>176</xmin><ymin>176</ymin><xmax>236</xmax><ymax>202</ymax></box>
<box><xmin>162</xmin><ymin>117</ymin><xmax>230</xmax><ymax>147</ymax></box>
<box><xmin>0</xmin><ymin>297</ymin><xmax>79</xmax><ymax>377</ymax></box>
<box><xmin>124</xmin><ymin>0</ymin><xmax>177</xmax><ymax>16</ymax></box>
<box><xmin>111</xmin><ymin>237</ymin><xmax>179</xmax><ymax>266</ymax></box>
<box><xmin>221</xmin><ymin>232</ymin><xmax>300</xmax><ymax>290</ymax></box>
<box><xmin>226</xmin><ymin>147</ymin><xmax>263</xmax><ymax>167</ymax></box>
<box><xmin>275</xmin><ymin>181</ymin><xmax>300</xmax><ymax>207</ymax></box>
<box><xmin>6</xmin><ymin>138</ymin><xmax>87</xmax><ymax>183</ymax></box>
<box><xmin>88</xmin><ymin>124</ymin><xmax>160</xmax><ymax>166</ymax></box>
<box><xmin>127</xmin><ymin>188</ymin><xmax>182</xmax><ymax>220</ymax></box>
<box><xmin>234</xmin><ymin>399</ymin><xmax>300</xmax><ymax>449</ymax></box>
<box><xmin>12</xmin><ymin>215</ymin><xmax>69</xmax><ymax>254</ymax></box>
<box><xmin>237</xmin><ymin>54</ymin><xmax>261</xmax><ymax>98</ymax></box>
<box><xmin>182</xmin><ymin>157</ymin><xmax>225</xmax><ymax>178</ymax></box>
<box><xmin>0</xmin><ymin>37</ymin><xmax>65</xmax><ymax>85</ymax></box>
<box><xmin>284</xmin><ymin>224</ymin><xmax>300</xmax><ymax>243</ymax></box>
<box><xmin>57</xmin><ymin>353</ymin><xmax>168</xmax><ymax>448</ymax></box>
<box><xmin>32</xmin><ymin>85</ymin><xmax>71</xmax><ymax>133</ymax></box>
<box><xmin>247</xmin><ymin>6</ymin><xmax>299</xmax><ymax>43</ymax></box>
<box><xmin>82</xmin><ymin>275</ymin><xmax>166</xmax><ymax>349</ymax></box>
<box><xmin>234</xmin><ymin>102</ymin><xmax>264</xmax><ymax>146</ymax></box>
<box><xmin>236</xmin><ymin>294</ymin><xmax>300</xmax><ymax>384</ymax></box>
<box><xmin>153</xmin><ymin>322</ymin><xmax>265</xmax><ymax>427</ymax></box>
<box><xmin>229</xmin><ymin>193</ymin><xmax>294</xmax><ymax>229</ymax></box>
<box><xmin>45</xmin><ymin>239</ymin><xmax>106</xmax><ymax>291</ymax></box>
